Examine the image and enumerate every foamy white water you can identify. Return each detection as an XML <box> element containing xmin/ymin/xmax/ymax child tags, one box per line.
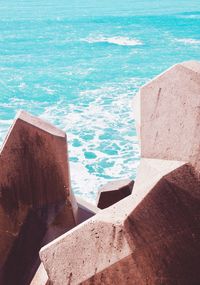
<box><xmin>0</xmin><ymin>0</ymin><xmax>200</xmax><ymax>202</ymax></box>
<box><xmin>85</xmin><ymin>36</ymin><xmax>143</xmax><ymax>46</ymax></box>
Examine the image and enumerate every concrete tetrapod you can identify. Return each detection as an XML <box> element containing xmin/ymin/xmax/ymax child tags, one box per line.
<box><xmin>39</xmin><ymin>158</ymin><xmax>200</xmax><ymax>285</ymax></box>
<box><xmin>0</xmin><ymin>111</ymin><xmax>77</xmax><ymax>285</ymax></box>
<box><xmin>134</xmin><ymin>60</ymin><xmax>200</xmax><ymax>168</ymax></box>
<box><xmin>40</xmin><ymin>61</ymin><xmax>200</xmax><ymax>284</ymax></box>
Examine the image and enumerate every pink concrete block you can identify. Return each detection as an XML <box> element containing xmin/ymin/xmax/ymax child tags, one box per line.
<box><xmin>0</xmin><ymin>111</ymin><xmax>77</xmax><ymax>285</ymax></box>
<box><xmin>135</xmin><ymin>61</ymin><xmax>200</xmax><ymax>171</ymax></box>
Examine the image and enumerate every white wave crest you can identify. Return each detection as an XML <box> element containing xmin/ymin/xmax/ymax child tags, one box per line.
<box><xmin>175</xmin><ymin>38</ymin><xmax>200</xmax><ymax>44</ymax></box>
<box><xmin>85</xmin><ymin>36</ymin><xmax>143</xmax><ymax>46</ymax></box>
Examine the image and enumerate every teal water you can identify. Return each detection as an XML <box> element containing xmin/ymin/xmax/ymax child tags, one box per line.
<box><xmin>0</xmin><ymin>1</ymin><xmax>200</xmax><ymax>201</ymax></box>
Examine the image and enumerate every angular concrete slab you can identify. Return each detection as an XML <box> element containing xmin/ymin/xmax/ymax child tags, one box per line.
<box><xmin>96</xmin><ymin>179</ymin><xmax>134</xmax><ymax>209</ymax></box>
<box><xmin>40</xmin><ymin>159</ymin><xmax>198</xmax><ymax>285</ymax></box>
<box><xmin>0</xmin><ymin>111</ymin><xmax>77</xmax><ymax>285</ymax></box>
<box><xmin>135</xmin><ymin>61</ymin><xmax>200</xmax><ymax>170</ymax></box>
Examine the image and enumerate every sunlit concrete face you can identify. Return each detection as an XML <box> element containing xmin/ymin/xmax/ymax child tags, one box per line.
<box><xmin>139</xmin><ymin>61</ymin><xmax>200</xmax><ymax>170</ymax></box>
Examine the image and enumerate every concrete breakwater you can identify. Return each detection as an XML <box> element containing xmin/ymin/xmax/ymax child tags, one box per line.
<box><xmin>0</xmin><ymin>61</ymin><xmax>200</xmax><ymax>284</ymax></box>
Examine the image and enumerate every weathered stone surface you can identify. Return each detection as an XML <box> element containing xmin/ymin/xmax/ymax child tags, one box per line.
<box><xmin>40</xmin><ymin>159</ymin><xmax>200</xmax><ymax>285</ymax></box>
<box><xmin>76</xmin><ymin>196</ymin><xmax>99</xmax><ymax>224</ymax></box>
<box><xmin>136</xmin><ymin>61</ymin><xmax>200</xmax><ymax>170</ymax></box>
<box><xmin>0</xmin><ymin>111</ymin><xmax>77</xmax><ymax>285</ymax></box>
<box><xmin>96</xmin><ymin>179</ymin><xmax>134</xmax><ymax>209</ymax></box>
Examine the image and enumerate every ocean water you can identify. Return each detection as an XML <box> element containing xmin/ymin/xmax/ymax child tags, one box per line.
<box><xmin>0</xmin><ymin>1</ymin><xmax>200</xmax><ymax>202</ymax></box>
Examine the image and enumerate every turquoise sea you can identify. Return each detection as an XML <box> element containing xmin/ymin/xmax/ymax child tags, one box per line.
<box><xmin>0</xmin><ymin>0</ymin><xmax>200</xmax><ymax>201</ymax></box>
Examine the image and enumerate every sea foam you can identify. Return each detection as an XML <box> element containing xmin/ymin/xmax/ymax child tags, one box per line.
<box><xmin>85</xmin><ymin>36</ymin><xmax>143</xmax><ymax>46</ymax></box>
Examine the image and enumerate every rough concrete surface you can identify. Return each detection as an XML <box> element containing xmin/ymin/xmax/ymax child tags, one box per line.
<box><xmin>0</xmin><ymin>111</ymin><xmax>77</xmax><ymax>285</ymax></box>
